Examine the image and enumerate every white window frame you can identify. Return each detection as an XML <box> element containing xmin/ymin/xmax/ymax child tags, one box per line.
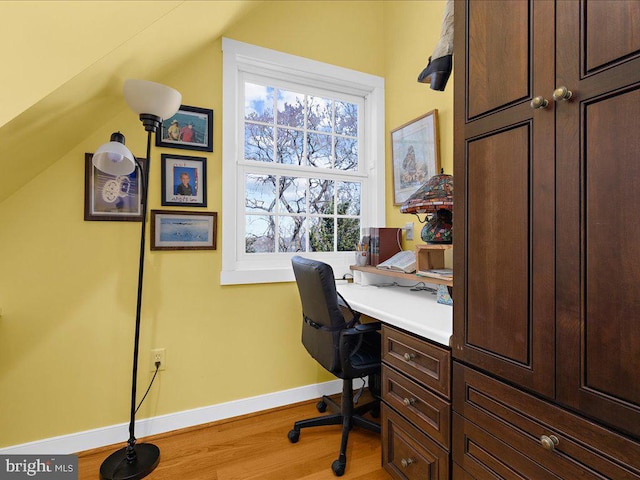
<box><xmin>221</xmin><ymin>38</ymin><xmax>385</xmax><ymax>285</ymax></box>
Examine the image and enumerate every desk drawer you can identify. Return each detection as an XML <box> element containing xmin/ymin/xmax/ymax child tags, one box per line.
<box><xmin>382</xmin><ymin>404</ymin><xmax>449</xmax><ymax>480</ymax></box>
<box><xmin>383</xmin><ymin>365</ymin><xmax>450</xmax><ymax>448</ymax></box>
<box><xmin>382</xmin><ymin>325</ymin><xmax>450</xmax><ymax>399</ymax></box>
<box><xmin>453</xmin><ymin>363</ymin><xmax>640</xmax><ymax>479</ymax></box>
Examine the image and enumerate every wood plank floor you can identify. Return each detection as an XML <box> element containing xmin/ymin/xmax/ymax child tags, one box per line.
<box><xmin>78</xmin><ymin>398</ymin><xmax>392</xmax><ymax>480</ymax></box>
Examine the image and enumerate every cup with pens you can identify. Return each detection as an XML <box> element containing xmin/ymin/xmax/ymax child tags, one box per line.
<box><xmin>355</xmin><ymin>242</ymin><xmax>369</xmax><ymax>267</ymax></box>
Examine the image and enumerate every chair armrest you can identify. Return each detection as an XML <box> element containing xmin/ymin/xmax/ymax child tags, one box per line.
<box><xmin>342</xmin><ymin>322</ymin><xmax>381</xmax><ymax>336</ymax></box>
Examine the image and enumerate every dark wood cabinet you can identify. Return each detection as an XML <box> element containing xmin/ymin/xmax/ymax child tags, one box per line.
<box><xmin>381</xmin><ymin>325</ymin><xmax>452</xmax><ymax>480</ymax></box>
<box><xmin>554</xmin><ymin>0</ymin><xmax>640</xmax><ymax>438</ymax></box>
<box><xmin>453</xmin><ymin>365</ymin><xmax>640</xmax><ymax>478</ymax></box>
<box><xmin>452</xmin><ymin>0</ymin><xmax>556</xmax><ymax>398</ymax></box>
<box><xmin>453</xmin><ymin>0</ymin><xmax>640</xmax><ymax>475</ymax></box>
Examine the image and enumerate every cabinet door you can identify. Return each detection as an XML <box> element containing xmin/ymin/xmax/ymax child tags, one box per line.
<box><xmin>555</xmin><ymin>0</ymin><xmax>640</xmax><ymax>438</ymax></box>
<box><xmin>452</xmin><ymin>0</ymin><xmax>556</xmax><ymax>398</ymax></box>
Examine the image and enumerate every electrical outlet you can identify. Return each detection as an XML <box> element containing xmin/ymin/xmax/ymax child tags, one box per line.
<box><xmin>404</xmin><ymin>222</ymin><xmax>414</xmax><ymax>241</ymax></box>
<box><xmin>151</xmin><ymin>348</ymin><xmax>166</xmax><ymax>371</ymax></box>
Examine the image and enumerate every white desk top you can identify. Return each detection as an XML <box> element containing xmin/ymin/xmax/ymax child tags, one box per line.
<box><xmin>335</xmin><ymin>282</ymin><xmax>453</xmax><ymax>347</ymax></box>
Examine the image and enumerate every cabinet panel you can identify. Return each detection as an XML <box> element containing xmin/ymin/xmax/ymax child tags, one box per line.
<box><xmin>452</xmin><ymin>462</ymin><xmax>476</xmax><ymax>480</ymax></box>
<box><xmin>466</xmin><ymin>0</ymin><xmax>530</xmax><ymax>118</ymax></box>
<box><xmin>454</xmin><ymin>363</ymin><xmax>640</xmax><ymax>478</ymax></box>
<box><xmin>556</xmin><ymin>0</ymin><xmax>640</xmax><ymax>438</ymax></box>
<box><xmin>452</xmin><ymin>413</ymin><xmax>559</xmax><ymax>479</ymax></box>
<box><xmin>585</xmin><ymin>0</ymin><xmax>640</xmax><ymax>72</ymax></box>
<box><xmin>466</xmin><ymin>125</ymin><xmax>530</xmax><ymax>365</ymax></box>
<box><xmin>453</xmin><ymin>0</ymin><xmax>556</xmax><ymax>399</ymax></box>
<box><xmin>382</xmin><ymin>405</ymin><xmax>449</xmax><ymax>480</ymax></box>
<box><xmin>382</xmin><ymin>365</ymin><xmax>450</xmax><ymax>448</ymax></box>
<box><xmin>584</xmin><ymin>88</ymin><xmax>640</xmax><ymax>407</ymax></box>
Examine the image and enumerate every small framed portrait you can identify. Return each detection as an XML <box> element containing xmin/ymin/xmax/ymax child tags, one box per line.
<box><xmin>391</xmin><ymin>110</ymin><xmax>441</xmax><ymax>205</ymax></box>
<box><xmin>155</xmin><ymin>105</ymin><xmax>213</xmax><ymax>152</ymax></box>
<box><xmin>84</xmin><ymin>152</ymin><xmax>146</xmax><ymax>221</ymax></box>
<box><xmin>150</xmin><ymin>210</ymin><xmax>217</xmax><ymax>251</ymax></box>
<box><xmin>161</xmin><ymin>154</ymin><xmax>207</xmax><ymax>207</ymax></box>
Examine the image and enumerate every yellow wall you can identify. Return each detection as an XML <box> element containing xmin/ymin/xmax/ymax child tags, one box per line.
<box><xmin>0</xmin><ymin>1</ymin><xmax>449</xmax><ymax>447</ymax></box>
<box><xmin>384</xmin><ymin>1</ymin><xmax>454</xmax><ymax>256</ymax></box>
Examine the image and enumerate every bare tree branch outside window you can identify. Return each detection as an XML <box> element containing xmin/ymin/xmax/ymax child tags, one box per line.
<box><xmin>244</xmin><ymin>82</ymin><xmax>361</xmax><ymax>254</ymax></box>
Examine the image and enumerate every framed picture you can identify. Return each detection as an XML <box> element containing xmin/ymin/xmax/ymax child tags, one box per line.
<box><xmin>161</xmin><ymin>154</ymin><xmax>207</xmax><ymax>207</ymax></box>
<box><xmin>391</xmin><ymin>110</ymin><xmax>441</xmax><ymax>205</ymax></box>
<box><xmin>84</xmin><ymin>152</ymin><xmax>146</xmax><ymax>221</ymax></box>
<box><xmin>155</xmin><ymin>105</ymin><xmax>213</xmax><ymax>152</ymax></box>
<box><xmin>150</xmin><ymin>210</ymin><xmax>217</xmax><ymax>251</ymax></box>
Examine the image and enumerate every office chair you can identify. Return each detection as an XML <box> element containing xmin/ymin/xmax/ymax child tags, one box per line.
<box><xmin>288</xmin><ymin>256</ymin><xmax>381</xmax><ymax>477</ymax></box>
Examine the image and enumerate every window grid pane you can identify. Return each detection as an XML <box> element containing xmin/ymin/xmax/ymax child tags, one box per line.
<box><xmin>244</xmin><ymin>172</ymin><xmax>361</xmax><ymax>254</ymax></box>
<box><xmin>243</xmin><ymin>80</ymin><xmax>362</xmax><ymax>255</ymax></box>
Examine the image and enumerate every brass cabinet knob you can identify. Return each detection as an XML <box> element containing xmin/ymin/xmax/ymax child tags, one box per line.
<box><xmin>540</xmin><ymin>434</ymin><xmax>559</xmax><ymax>451</ymax></box>
<box><xmin>553</xmin><ymin>86</ymin><xmax>573</xmax><ymax>101</ymax></box>
<box><xmin>403</xmin><ymin>397</ymin><xmax>416</xmax><ymax>407</ymax></box>
<box><xmin>531</xmin><ymin>96</ymin><xmax>549</xmax><ymax>109</ymax></box>
<box><xmin>400</xmin><ymin>458</ymin><xmax>415</xmax><ymax>468</ymax></box>
<box><xmin>403</xmin><ymin>352</ymin><xmax>416</xmax><ymax>361</ymax></box>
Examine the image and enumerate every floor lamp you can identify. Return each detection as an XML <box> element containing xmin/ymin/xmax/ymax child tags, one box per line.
<box><xmin>92</xmin><ymin>79</ymin><xmax>181</xmax><ymax>480</ymax></box>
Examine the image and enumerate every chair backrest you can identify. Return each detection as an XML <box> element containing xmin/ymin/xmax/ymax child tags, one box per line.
<box><xmin>291</xmin><ymin>256</ymin><xmax>347</xmax><ymax>374</ymax></box>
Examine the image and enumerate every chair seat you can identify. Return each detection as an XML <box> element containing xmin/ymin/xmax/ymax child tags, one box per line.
<box><xmin>349</xmin><ymin>333</ymin><xmax>381</xmax><ymax>369</ymax></box>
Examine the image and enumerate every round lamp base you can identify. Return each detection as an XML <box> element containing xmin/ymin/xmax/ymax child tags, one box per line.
<box><xmin>421</xmin><ymin>209</ymin><xmax>453</xmax><ymax>244</ymax></box>
<box><xmin>99</xmin><ymin>443</ymin><xmax>160</xmax><ymax>480</ymax></box>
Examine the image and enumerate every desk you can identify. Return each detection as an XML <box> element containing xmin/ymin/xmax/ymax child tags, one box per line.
<box><xmin>335</xmin><ymin>282</ymin><xmax>452</xmax><ymax>346</ymax></box>
<box><xmin>336</xmin><ymin>281</ymin><xmax>454</xmax><ymax>478</ymax></box>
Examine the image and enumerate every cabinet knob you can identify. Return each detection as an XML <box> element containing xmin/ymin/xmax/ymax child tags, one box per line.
<box><xmin>530</xmin><ymin>96</ymin><xmax>549</xmax><ymax>109</ymax></box>
<box><xmin>553</xmin><ymin>86</ymin><xmax>573</xmax><ymax>101</ymax></box>
<box><xmin>540</xmin><ymin>434</ymin><xmax>559</xmax><ymax>451</ymax></box>
<box><xmin>403</xmin><ymin>352</ymin><xmax>416</xmax><ymax>361</ymax></box>
<box><xmin>400</xmin><ymin>458</ymin><xmax>415</xmax><ymax>468</ymax></box>
<box><xmin>403</xmin><ymin>397</ymin><xmax>416</xmax><ymax>407</ymax></box>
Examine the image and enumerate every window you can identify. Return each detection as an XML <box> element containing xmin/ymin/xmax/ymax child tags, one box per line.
<box><xmin>221</xmin><ymin>39</ymin><xmax>385</xmax><ymax>285</ymax></box>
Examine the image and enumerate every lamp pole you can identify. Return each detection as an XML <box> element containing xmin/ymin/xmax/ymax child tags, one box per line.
<box><xmin>100</xmin><ymin>116</ymin><xmax>162</xmax><ymax>480</ymax></box>
<box><xmin>94</xmin><ymin>79</ymin><xmax>180</xmax><ymax>480</ymax></box>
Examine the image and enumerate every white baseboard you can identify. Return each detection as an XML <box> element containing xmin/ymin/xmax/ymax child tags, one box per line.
<box><xmin>0</xmin><ymin>379</ymin><xmax>343</xmax><ymax>455</ymax></box>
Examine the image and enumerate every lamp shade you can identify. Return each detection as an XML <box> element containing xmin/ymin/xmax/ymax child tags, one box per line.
<box><xmin>92</xmin><ymin>132</ymin><xmax>136</xmax><ymax>176</ymax></box>
<box><xmin>400</xmin><ymin>172</ymin><xmax>453</xmax><ymax>214</ymax></box>
<box><xmin>123</xmin><ymin>79</ymin><xmax>182</xmax><ymax>119</ymax></box>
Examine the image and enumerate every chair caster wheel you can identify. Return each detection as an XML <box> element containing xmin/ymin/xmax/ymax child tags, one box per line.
<box><xmin>287</xmin><ymin>429</ymin><xmax>300</xmax><ymax>443</ymax></box>
<box><xmin>331</xmin><ymin>459</ymin><xmax>346</xmax><ymax>476</ymax></box>
<box><xmin>316</xmin><ymin>400</ymin><xmax>327</xmax><ymax>413</ymax></box>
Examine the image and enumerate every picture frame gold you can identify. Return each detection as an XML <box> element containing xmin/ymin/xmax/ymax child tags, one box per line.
<box><xmin>391</xmin><ymin>110</ymin><xmax>441</xmax><ymax>205</ymax></box>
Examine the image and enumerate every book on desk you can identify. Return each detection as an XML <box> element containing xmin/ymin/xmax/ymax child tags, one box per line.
<box><xmin>416</xmin><ymin>268</ymin><xmax>453</xmax><ymax>281</ymax></box>
<box><xmin>376</xmin><ymin>250</ymin><xmax>416</xmax><ymax>273</ymax></box>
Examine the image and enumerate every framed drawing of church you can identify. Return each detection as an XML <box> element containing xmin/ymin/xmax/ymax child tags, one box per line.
<box><xmin>391</xmin><ymin>110</ymin><xmax>441</xmax><ymax>205</ymax></box>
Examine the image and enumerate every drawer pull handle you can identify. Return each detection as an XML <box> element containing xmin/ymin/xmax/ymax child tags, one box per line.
<box><xmin>540</xmin><ymin>434</ymin><xmax>559</xmax><ymax>451</ymax></box>
<box><xmin>403</xmin><ymin>352</ymin><xmax>416</xmax><ymax>362</ymax></box>
<box><xmin>400</xmin><ymin>458</ymin><xmax>415</xmax><ymax>468</ymax></box>
<box><xmin>553</xmin><ymin>86</ymin><xmax>573</xmax><ymax>101</ymax></box>
<box><xmin>530</xmin><ymin>96</ymin><xmax>549</xmax><ymax>109</ymax></box>
<box><xmin>403</xmin><ymin>397</ymin><xmax>416</xmax><ymax>407</ymax></box>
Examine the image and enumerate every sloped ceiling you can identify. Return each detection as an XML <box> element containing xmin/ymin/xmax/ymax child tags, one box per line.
<box><xmin>0</xmin><ymin>1</ymin><xmax>262</xmax><ymax>204</ymax></box>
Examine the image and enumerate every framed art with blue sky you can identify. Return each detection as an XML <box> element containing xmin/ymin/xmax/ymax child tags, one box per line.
<box><xmin>150</xmin><ymin>210</ymin><xmax>217</xmax><ymax>250</ymax></box>
<box><xmin>156</xmin><ymin>104</ymin><xmax>213</xmax><ymax>152</ymax></box>
<box><xmin>161</xmin><ymin>153</ymin><xmax>207</xmax><ymax>207</ymax></box>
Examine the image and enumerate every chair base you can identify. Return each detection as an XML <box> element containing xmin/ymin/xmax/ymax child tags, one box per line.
<box><xmin>287</xmin><ymin>379</ymin><xmax>380</xmax><ymax>477</ymax></box>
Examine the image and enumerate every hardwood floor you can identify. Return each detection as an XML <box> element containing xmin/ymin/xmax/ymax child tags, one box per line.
<box><xmin>78</xmin><ymin>398</ymin><xmax>392</xmax><ymax>479</ymax></box>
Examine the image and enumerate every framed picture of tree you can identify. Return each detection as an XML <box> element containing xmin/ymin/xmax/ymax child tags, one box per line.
<box><xmin>391</xmin><ymin>110</ymin><xmax>441</xmax><ymax>205</ymax></box>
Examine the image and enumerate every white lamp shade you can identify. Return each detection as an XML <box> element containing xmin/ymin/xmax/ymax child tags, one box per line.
<box><xmin>123</xmin><ymin>79</ymin><xmax>182</xmax><ymax>120</ymax></box>
<box><xmin>93</xmin><ymin>139</ymin><xmax>136</xmax><ymax>176</ymax></box>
